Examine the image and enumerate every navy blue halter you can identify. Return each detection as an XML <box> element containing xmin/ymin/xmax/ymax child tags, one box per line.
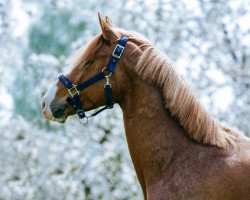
<box><xmin>58</xmin><ymin>36</ymin><xmax>129</xmax><ymax>123</ymax></box>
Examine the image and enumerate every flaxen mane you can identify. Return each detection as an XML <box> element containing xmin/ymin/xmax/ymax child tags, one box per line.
<box><xmin>72</xmin><ymin>30</ymin><xmax>238</xmax><ymax>148</ymax></box>
<box><xmin>135</xmin><ymin>47</ymin><xmax>238</xmax><ymax>148</ymax></box>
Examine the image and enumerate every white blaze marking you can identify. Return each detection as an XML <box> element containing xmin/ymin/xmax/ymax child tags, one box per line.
<box><xmin>43</xmin><ymin>81</ymin><xmax>58</xmax><ymax>118</ymax></box>
<box><xmin>44</xmin><ymin>81</ymin><xmax>58</xmax><ymax>105</ymax></box>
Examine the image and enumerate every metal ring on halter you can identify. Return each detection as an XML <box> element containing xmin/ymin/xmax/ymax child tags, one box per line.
<box><xmin>102</xmin><ymin>67</ymin><xmax>112</xmax><ymax>78</ymax></box>
<box><xmin>78</xmin><ymin>116</ymin><xmax>89</xmax><ymax>125</ymax></box>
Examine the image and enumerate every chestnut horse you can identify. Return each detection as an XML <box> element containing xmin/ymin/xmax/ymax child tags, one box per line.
<box><xmin>42</xmin><ymin>14</ymin><xmax>250</xmax><ymax>200</ymax></box>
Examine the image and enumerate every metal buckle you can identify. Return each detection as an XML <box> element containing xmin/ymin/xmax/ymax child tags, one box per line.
<box><xmin>112</xmin><ymin>44</ymin><xmax>124</xmax><ymax>59</ymax></box>
<box><xmin>102</xmin><ymin>67</ymin><xmax>112</xmax><ymax>78</ymax></box>
<box><xmin>68</xmin><ymin>84</ymin><xmax>79</xmax><ymax>97</ymax></box>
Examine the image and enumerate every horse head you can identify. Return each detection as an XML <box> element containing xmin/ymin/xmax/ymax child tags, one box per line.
<box><xmin>42</xmin><ymin>14</ymin><xmax>143</xmax><ymax>123</ymax></box>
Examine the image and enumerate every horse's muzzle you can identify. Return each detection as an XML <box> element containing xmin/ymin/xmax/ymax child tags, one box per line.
<box><xmin>50</xmin><ymin>104</ymin><xmax>66</xmax><ymax>119</ymax></box>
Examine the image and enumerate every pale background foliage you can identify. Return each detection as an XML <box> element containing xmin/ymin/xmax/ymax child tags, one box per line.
<box><xmin>0</xmin><ymin>0</ymin><xmax>249</xmax><ymax>199</ymax></box>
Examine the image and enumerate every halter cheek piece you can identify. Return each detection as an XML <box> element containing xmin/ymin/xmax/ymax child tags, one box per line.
<box><xmin>58</xmin><ymin>36</ymin><xmax>129</xmax><ymax>124</ymax></box>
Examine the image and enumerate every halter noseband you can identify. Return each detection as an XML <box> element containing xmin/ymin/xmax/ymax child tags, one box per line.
<box><xmin>58</xmin><ymin>36</ymin><xmax>129</xmax><ymax>124</ymax></box>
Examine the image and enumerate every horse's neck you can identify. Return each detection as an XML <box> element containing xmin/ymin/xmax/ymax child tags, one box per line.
<box><xmin>120</xmin><ymin>77</ymin><xmax>197</xmax><ymax>194</ymax></box>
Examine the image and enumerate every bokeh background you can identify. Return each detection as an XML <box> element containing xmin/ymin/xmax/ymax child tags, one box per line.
<box><xmin>0</xmin><ymin>0</ymin><xmax>250</xmax><ymax>199</ymax></box>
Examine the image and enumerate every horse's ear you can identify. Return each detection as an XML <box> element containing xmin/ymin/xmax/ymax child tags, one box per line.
<box><xmin>98</xmin><ymin>13</ymin><xmax>117</xmax><ymax>41</ymax></box>
<box><xmin>105</xmin><ymin>16</ymin><xmax>112</xmax><ymax>26</ymax></box>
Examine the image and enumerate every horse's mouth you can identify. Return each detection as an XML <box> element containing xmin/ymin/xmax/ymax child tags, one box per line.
<box><xmin>51</xmin><ymin>116</ymin><xmax>66</xmax><ymax>123</ymax></box>
<box><xmin>43</xmin><ymin>110</ymin><xmax>66</xmax><ymax>123</ymax></box>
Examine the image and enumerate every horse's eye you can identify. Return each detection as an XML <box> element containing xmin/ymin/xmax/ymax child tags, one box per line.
<box><xmin>86</xmin><ymin>60</ymin><xmax>94</xmax><ymax>65</ymax></box>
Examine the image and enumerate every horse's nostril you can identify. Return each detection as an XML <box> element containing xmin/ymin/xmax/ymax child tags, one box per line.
<box><xmin>50</xmin><ymin>104</ymin><xmax>66</xmax><ymax>119</ymax></box>
<box><xmin>53</xmin><ymin>109</ymin><xmax>65</xmax><ymax>119</ymax></box>
<box><xmin>42</xmin><ymin>99</ymin><xmax>46</xmax><ymax>110</ymax></box>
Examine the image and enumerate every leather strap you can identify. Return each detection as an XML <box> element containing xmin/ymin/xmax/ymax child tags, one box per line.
<box><xmin>107</xmin><ymin>35</ymin><xmax>129</xmax><ymax>72</ymax></box>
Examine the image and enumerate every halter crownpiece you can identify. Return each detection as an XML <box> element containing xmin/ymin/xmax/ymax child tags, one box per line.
<box><xmin>58</xmin><ymin>35</ymin><xmax>129</xmax><ymax>124</ymax></box>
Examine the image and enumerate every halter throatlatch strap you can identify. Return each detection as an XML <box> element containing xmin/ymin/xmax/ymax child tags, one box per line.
<box><xmin>58</xmin><ymin>35</ymin><xmax>129</xmax><ymax>121</ymax></box>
